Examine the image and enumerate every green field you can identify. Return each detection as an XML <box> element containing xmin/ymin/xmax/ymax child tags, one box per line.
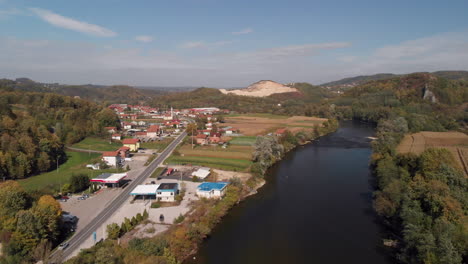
<box><xmin>72</xmin><ymin>137</ymin><xmax>122</xmax><ymax>151</ymax></box>
<box><xmin>228</xmin><ymin>113</ymin><xmax>289</xmax><ymax>119</ymax></box>
<box><xmin>165</xmin><ymin>155</ymin><xmax>252</xmax><ymax>171</ymax></box>
<box><xmin>229</xmin><ymin>136</ymin><xmax>257</xmax><ymax>146</ymax></box>
<box><xmin>140</xmin><ymin>138</ymin><xmax>174</xmax><ymax>151</ymax></box>
<box><xmin>18</xmin><ymin>151</ymin><xmax>116</xmax><ymax>192</ymax></box>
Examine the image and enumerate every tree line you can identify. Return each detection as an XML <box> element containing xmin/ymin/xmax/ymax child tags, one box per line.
<box><xmin>0</xmin><ymin>88</ymin><xmax>120</xmax><ymax>180</ymax></box>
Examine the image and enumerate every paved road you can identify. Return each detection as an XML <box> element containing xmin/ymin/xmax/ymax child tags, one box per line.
<box><xmin>49</xmin><ymin>131</ymin><xmax>187</xmax><ymax>263</ymax></box>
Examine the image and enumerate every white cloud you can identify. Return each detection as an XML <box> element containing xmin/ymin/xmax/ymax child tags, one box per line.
<box><xmin>232</xmin><ymin>28</ymin><xmax>253</xmax><ymax>35</ymax></box>
<box><xmin>135</xmin><ymin>35</ymin><xmax>153</xmax><ymax>43</ymax></box>
<box><xmin>1</xmin><ymin>32</ymin><xmax>467</xmax><ymax>87</ymax></box>
<box><xmin>29</xmin><ymin>7</ymin><xmax>116</xmax><ymax>37</ymax></box>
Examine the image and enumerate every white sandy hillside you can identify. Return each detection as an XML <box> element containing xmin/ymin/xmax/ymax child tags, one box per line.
<box><xmin>219</xmin><ymin>80</ymin><xmax>298</xmax><ymax>97</ymax></box>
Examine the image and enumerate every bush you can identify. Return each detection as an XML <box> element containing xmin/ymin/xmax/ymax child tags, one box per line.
<box><xmin>151</xmin><ymin>202</ymin><xmax>161</xmax><ymax>208</ymax></box>
<box><xmin>192</xmin><ymin>176</ymin><xmax>200</xmax><ymax>182</ymax></box>
<box><xmin>173</xmin><ymin>214</ymin><xmax>185</xmax><ymax>224</ymax></box>
<box><xmin>69</xmin><ymin>174</ymin><xmax>90</xmax><ymax>193</ymax></box>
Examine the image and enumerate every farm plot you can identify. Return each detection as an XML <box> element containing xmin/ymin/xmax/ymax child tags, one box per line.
<box><xmin>223</xmin><ymin>114</ymin><xmax>327</xmax><ymax>136</ymax></box>
<box><xmin>397</xmin><ymin>131</ymin><xmax>468</xmax><ymax>176</ymax></box>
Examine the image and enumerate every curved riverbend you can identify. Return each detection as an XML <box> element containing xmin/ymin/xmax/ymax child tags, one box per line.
<box><xmin>187</xmin><ymin>121</ymin><xmax>392</xmax><ymax>264</ymax></box>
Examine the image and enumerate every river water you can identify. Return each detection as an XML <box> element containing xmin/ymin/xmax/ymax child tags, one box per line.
<box><xmin>187</xmin><ymin>121</ymin><xmax>392</xmax><ymax>264</ymax></box>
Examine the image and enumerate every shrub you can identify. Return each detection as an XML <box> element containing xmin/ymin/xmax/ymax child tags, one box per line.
<box><xmin>151</xmin><ymin>202</ymin><xmax>161</xmax><ymax>208</ymax></box>
<box><xmin>173</xmin><ymin>214</ymin><xmax>185</xmax><ymax>224</ymax></box>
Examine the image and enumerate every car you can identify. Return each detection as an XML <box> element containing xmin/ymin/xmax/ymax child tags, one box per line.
<box><xmin>150</xmin><ymin>181</ymin><xmax>156</xmax><ymax>184</ymax></box>
<box><xmin>58</xmin><ymin>242</ymin><xmax>69</xmax><ymax>250</ymax></box>
<box><xmin>77</xmin><ymin>196</ymin><xmax>86</xmax><ymax>200</ymax></box>
<box><xmin>83</xmin><ymin>194</ymin><xmax>90</xmax><ymax>198</ymax></box>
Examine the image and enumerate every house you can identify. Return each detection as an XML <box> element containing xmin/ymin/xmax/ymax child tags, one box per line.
<box><xmin>138</xmin><ymin>121</ymin><xmax>146</xmax><ymax>126</ymax></box>
<box><xmin>122</xmin><ymin>138</ymin><xmax>140</xmax><ymax>151</ymax></box>
<box><xmin>224</xmin><ymin>128</ymin><xmax>236</xmax><ymax>135</ymax></box>
<box><xmin>121</xmin><ymin>122</ymin><xmax>133</xmax><ymax>130</ymax></box>
<box><xmin>209</xmin><ymin>136</ymin><xmax>221</xmax><ymax>144</ymax></box>
<box><xmin>275</xmin><ymin>128</ymin><xmax>287</xmax><ymax>137</ymax></box>
<box><xmin>105</xmin><ymin>127</ymin><xmax>117</xmax><ymax>134</ymax></box>
<box><xmin>156</xmin><ymin>183</ymin><xmax>179</xmax><ymax>202</ymax></box>
<box><xmin>192</xmin><ymin>167</ymin><xmax>211</xmax><ymax>179</ymax></box>
<box><xmin>196</xmin><ymin>134</ymin><xmax>208</xmax><ymax>145</ymax></box>
<box><xmin>135</xmin><ymin>132</ymin><xmax>147</xmax><ymax>139</ymax></box>
<box><xmin>102</xmin><ymin>151</ymin><xmax>121</xmax><ymax>167</ymax></box>
<box><xmin>196</xmin><ymin>182</ymin><xmax>229</xmax><ymax>199</ymax></box>
<box><xmin>117</xmin><ymin>146</ymin><xmax>130</xmax><ymax>158</ymax></box>
<box><xmin>111</xmin><ymin>134</ymin><xmax>121</xmax><ymax>140</ymax></box>
<box><xmin>206</xmin><ymin>123</ymin><xmax>213</xmax><ymax>130</ymax></box>
<box><xmin>147</xmin><ymin>125</ymin><xmax>160</xmax><ymax>138</ymax></box>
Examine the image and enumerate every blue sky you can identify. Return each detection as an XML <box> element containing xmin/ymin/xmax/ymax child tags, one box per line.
<box><xmin>1</xmin><ymin>0</ymin><xmax>468</xmax><ymax>87</ymax></box>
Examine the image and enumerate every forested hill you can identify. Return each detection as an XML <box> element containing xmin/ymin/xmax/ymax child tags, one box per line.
<box><xmin>320</xmin><ymin>70</ymin><xmax>468</xmax><ymax>90</ymax></box>
<box><xmin>0</xmin><ymin>78</ymin><xmax>165</xmax><ymax>104</ymax></box>
<box><xmin>0</xmin><ymin>86</ymin><xmax>120</xmax><ymax>180</ymax></box>
<box><xmin>332</xmin><ymin>72</ymin><xmax>468</xmax><ymax>131</ymax></box>
<box><xmin>150</xmin><ymin>82</ymin><xmax>333</xmax><ymax>114</ymax></box>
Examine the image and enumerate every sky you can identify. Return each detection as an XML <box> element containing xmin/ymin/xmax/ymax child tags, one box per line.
<box><xmin>1</xmin><ymin>0</ymin><xmax>468</xmax><ymax>87</ymax></box>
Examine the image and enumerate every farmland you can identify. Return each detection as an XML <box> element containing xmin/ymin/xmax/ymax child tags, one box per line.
<box><xmin>140</xmin><ymin>137</ymin><xmax>174</xmax><ymax>151</ymax></box>
<box><xmin>71</xmin><ymin>137</ymin><xmax>122</xmax><ymax>152</ymax></box>
<box><xmin>397</xmin><ymin>131</ymin><xmax>468</xmax><ymax>176</ymax></box>
<box><xmin>165</xmin><ymin>144</ymin><xmax>253</xmax><ymax>171</ymax></box>
<box><xmin>224</xmin><ymin>114</ymin><xmax>327</xmax><ymax>136</ymax></box>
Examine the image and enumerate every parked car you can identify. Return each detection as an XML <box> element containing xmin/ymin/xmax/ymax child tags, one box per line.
<box><xmin>58</xmin><ymin>242</ymin><xmax>69</xmax><ymax>250</ymax></box>
<box><xmin>77</xmin><ymin>196</ymin><xmax>86</xmax><ymax>200</ymax></box>
<box><xmin>60</xmin><ymin>196</ymin><xmax>69</xmax><ymax>202</ymax></box>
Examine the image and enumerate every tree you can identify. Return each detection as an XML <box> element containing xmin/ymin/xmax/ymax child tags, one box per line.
<box><xmin>70</xmin><ymin>174</ymin><xmax>90</xmax><ymax>193</ymax></box>
<box><xmin>106</xmin><ymin>223</ymin><xmax>121</xmax><ymax>239</ymax></box>
<box><xmin>185</xmin><ymin>123</ymin><xmax>197</xmax><ymax>136</ymax></box>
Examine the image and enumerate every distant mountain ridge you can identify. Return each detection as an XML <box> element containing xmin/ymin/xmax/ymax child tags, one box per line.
<box><xmin>321</xmin><ymin>70</ymin><xmax>468</xmax><ymax>89</ymax></box>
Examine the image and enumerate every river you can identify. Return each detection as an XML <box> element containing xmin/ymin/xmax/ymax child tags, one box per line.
<box><xmin>186</xmin><ymin>121</ymin><xmax>392</xmax><ymax>264</ymax></box>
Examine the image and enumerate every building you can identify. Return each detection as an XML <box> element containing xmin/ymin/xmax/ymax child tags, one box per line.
<box><xmin>196</xmin><ymin>182</ymin><xmax>229</xmax><ymax>199</ymax></box>
<box><xmin>102</xmin><ymin>151</ymin><xmax>121</xmax><ymax>167</ymax></box>
<box><xmin>105</xmin><ymin>127</ymin><xmax>117</xmax><ymax>133</ymax></box>
<box><xmin>117</xmin><ymin>146</ymin><xmax>130</xmax><ymax>158</ymax></box>
<box><xmin>122</xmin><ymin>122</ymin><xmax>133</xmax><ymax>130</ymax></box>
<box><xmin>192</xmin><ymin>167</ymin><xmax>211</xmax><ymax>179</ymax></box>
<box><xmin>275</xmin><ymin>128</ymin><xmax>287</xmax><ymax>137</ymax></box>
<box><xmin>156</xmin><ymin>183</ymin><xmax>179</xmax><ymax>202</ymax></box>
<box><xmin>130</xmin><ymin>184</ymin><xmax>159</xmax><ymax>199</ymax></box>
<box><xmin>111</xmin><ymin>134</ymin><xmax>121</xmax><ymax>140</ymax></box>
<box><xmin>90</xmin><ymin>173</ymin><xmax>127</xmax><ymax>187</ymax></box>
<box><xmin>147</xmin><ymin>125</ymin><xmax>160</xmax><ymax>138</ymax></box>
<box><xmin>122</xmin><ymin>138</ymin><xmax>140</xmax><ymax>151</ymax></box>
<box><xmin>196</xmin><ymin>134</ymin><xmax>208</xmax><ymax>145</ymax></box>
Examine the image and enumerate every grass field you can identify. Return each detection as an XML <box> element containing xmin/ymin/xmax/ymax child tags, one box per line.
<box><xmin>18</xmin><ymin>151</ymin><xmax>105</xmax><ymax>192</ymax></box>
<box><xmin>223</xmin><ymin>115</ymin><xmax>327</xmax><ymax>136</ymax></box>
<box><xmin>72</xmin><ymin>137</ymin><xmax>122</xmax><ymax>152</ymax></box>
<box><xmin>229</xmin><ymin>136</ymin><xmax>257</xmax><ymax>146</ymax></box>
<box><xmin>397</xmin><ymin>131</ymin><xmax>468</xmax><ymax>176</ymax></box>
<box><xmin>140</xmin><ymin>138</ymin><xmax>174</xmax><ymax>151</ymax></box>
<box><xmin>165</xmin><ymin>155</ymin><xmax>252</xmax><ymax>171</ymax></box>
<box><xmin>178</xmin><ymin>145</ymin><xmax>252</xmax><ymax>159</ymax></box>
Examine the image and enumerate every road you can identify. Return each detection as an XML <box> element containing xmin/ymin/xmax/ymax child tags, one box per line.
<box><xmin>49</xmin><ymin>131</ymin><xmax>187</xmax><ymax>263</ymax></box>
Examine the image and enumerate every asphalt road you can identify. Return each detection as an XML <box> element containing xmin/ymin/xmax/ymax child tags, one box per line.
<box><xmin>49</xmin><ymin>131</ymin><xmax>187</xmax><ymax>263</ymax></box>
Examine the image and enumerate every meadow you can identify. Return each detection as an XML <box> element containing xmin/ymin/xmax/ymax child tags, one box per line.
<box><xmin>72</xmin><ymin>137</ymin><xmax>122</xmax><ymax>152</ymax></box>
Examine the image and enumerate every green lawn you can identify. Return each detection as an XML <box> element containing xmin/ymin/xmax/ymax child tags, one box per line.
<box><xmin>229</xmin><ymin>136</ymin><xmax>257</xmax><ymax>146</ymax></box>
<box><xmin>72</xmin><ymin>137</ymin><xmax>122</xmax><ymax>151</ymax></box>
<box><xmin>141</xmin><ymin>138</ymin><xmax>174</xmax><ymax>151</ymax></box>
<box><xmin>150</xmin><ymin>167</ymin><xmax>165</xmax><ymax>178</ymax></box>
<box><xmin>165</xmin><ymin>155</ymin><xmax>252</xmax><ymax>171</ymax></box>
<box><xmin>18</xmin><ymin>151</ymin><xmax>116</xmax><ymax>192</ymax></box>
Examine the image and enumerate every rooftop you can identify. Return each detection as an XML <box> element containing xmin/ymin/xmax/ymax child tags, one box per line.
<box><xmin>102</xmin><ymin>151</ymin><xmax>119</xmax><ymax>157</ymax></box>
<box><xmin>122</xmin><ymin>138</ymin><xmax>140</xmax><ymax>144</ymax></box>
<box><xmin>157</xmin><ymin>183</ymin><xmax>178</xmax><ymax>191</ymax></box>
<box><xmin>130</xmin><ymin>184</ymin><xmax>160</xmax><ymax>195</ymax></box>
<box><xmin>90</xmin><ymin>173</ymin><xmax>127</xmax><ymax>183</ymax></box>
<box><xmin>197</xmin><ymin>182</ymin><xmax>229</xmax><ymax>191</ymax></box>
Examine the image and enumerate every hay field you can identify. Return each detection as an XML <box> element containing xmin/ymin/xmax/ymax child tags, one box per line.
<box><xmin>397</xmin><ymin>131</ymin><xmax>468</xmax><ymax>176</ymax></box>
<box><xmin>223</xmin><ymin>114</ymin><xmax>327</xmax><ymax>136</ymax></box>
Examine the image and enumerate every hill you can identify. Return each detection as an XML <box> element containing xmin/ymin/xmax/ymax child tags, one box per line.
<box><xmin>219</xmin><ymin>80</ymin><xmax>299</xmax><ymax>97</ymax></box>
<box><xmin>0</xmin><ymin>85</ymin><xmax>120</xmax><ymax>180</ymax></box>
<box><xmin>0</xmin><ymin>78</ymin><xmax>166</xmax><ymax>104</ymax></box>
<box><xmin>320</xmin><ymin>70</ymin><xmax>468</xmax><ymax>90</ymax></box>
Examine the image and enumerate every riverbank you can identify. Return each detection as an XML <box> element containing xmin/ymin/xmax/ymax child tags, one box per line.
<box><xmin>66</xmin><ymin>119</ymin><xmax>339</xmax><ymax>264</ymax></box>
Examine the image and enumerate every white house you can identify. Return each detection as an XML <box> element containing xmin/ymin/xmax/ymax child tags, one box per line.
<box><xmin>196</xmin><ymin>182</ymin><xmax>229</xmax><ymax>199</ymax></box>
<box><xmin>102</xmin><ymin>151</ymin><xmax>121</xmax><ymax>167</ymax></box>
<box><xmin>192</xmin><ymin>167</ymin><xmax>211</xmax><ymax>179</ymax></box>
<box><xmin>156</xmin><ymin>183</ymin><xmax>179</xmax><ymax>202</ymax></box>
<box><xmin>111</xmin><ymin>134</ymin><xmax>121</xmax><ymax>140</ymax></box>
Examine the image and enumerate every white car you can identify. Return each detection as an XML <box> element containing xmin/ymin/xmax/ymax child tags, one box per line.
<box><xmin>58</xmin><ymin>242</ymin><xmax>69</xmax><ymax>250</ymax></box>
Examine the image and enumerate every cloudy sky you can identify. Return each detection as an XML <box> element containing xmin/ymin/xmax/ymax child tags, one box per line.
<box><xmin>1</xmin><ymin>0</ymin><xmax>468</xmax><ymax>87</ymax></box>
